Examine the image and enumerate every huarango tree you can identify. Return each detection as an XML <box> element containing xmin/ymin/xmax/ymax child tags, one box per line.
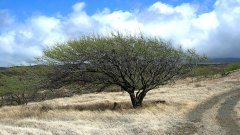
<box><xmin>40</xmin><ymin>33</ymin><xmax>202</xmax><ymax>108</ymax></box>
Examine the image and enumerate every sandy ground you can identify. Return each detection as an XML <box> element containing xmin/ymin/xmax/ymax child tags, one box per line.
<box><xmin>0</xmin><ymin>71</ymin><xmax>240</xmax><ymax>135</ymax></box>
<box><xmin>235</xmin><ymin>100</ymin><xmax>240</xmax><ymax>126</ymax></box>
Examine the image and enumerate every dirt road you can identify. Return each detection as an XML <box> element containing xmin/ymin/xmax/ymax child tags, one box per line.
<box><xmin>168</xmin><ymin>88</ymin><xmax>240</xmax><ymax>135</ymax></box>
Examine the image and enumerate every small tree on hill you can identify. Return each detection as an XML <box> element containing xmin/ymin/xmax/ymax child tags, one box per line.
<box><xmin>40</xmin><ymin>33</ymin><xmax>202</xmax><ymax>108</ymax></box>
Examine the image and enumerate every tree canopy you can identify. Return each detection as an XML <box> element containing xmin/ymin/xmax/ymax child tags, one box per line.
<box><xmin>40</xmin><ymin>33</ymin><xmax>203</xmax><ymax>108</ymax></box>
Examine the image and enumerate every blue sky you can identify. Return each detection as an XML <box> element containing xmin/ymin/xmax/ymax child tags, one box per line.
<box><xmin>0</xmin><ymin>0</ymin><xmax>240</xmax><ymax>66</ymax></box>
<box><xmin>0</xmin><ymin>0</ymin><xmax>215</xmax><ymax>20</ymax></box>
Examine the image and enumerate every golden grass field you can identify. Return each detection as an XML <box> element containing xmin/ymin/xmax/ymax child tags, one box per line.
<box><xmin>0</xmin><ymin>71</ymin><xmax>240</xmax><ymax>135</ymax></box>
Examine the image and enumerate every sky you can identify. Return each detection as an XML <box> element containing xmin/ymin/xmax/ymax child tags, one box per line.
<box><xmin>0</xmin><ymin>0</ymin><xmax>240</xmax><ymax>66</ymax></box>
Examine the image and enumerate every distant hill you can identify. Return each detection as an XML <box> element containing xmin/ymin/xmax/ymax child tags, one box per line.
<box><xmin>204</xmin><ymin>58</ymin><xmax>240</xmax><ymax>64</ymax></box>
<box><xmin>0</xmin><ymin>67</ymin><xmax>6</xmax><ymax>70</ymax></box>
<box><xmin>0</xmin><ymin>67</ymin><xmax>7</xmax><ymax>72</ymax></box>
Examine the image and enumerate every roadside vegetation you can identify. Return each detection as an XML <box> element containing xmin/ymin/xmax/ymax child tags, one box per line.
<box><xmin>224</xmin><ymin>63</ymin><xmax>240</xmax><ymax>74</ymax></box>
<box><xmin>192</xmin><ymin>64</ymin><xmax>226</xmax><ymax>77</ymax></box>
<box><xmin>192</xmin><ymin>63</ymin><xmax>240</xmax><ymax>77</ymax></box>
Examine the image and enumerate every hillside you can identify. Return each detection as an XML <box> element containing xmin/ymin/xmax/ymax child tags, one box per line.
<box><xmin>204</xmin><ymin>58</ymin><xmax>240</xmax><ymax>64</ymax></box>
<box><xmin>0</xmin><ymin>70</ymin><xmax>239</xmax><ymax>134</ymax></box>
<box><xmin>0</xmin><ymin>66</ymin><xmax>47</xmax><ymax>94</ymax></box>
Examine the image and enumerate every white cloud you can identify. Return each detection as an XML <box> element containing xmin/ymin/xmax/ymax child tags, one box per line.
<box><xmin>192</xmin><ymin>12</ymin><xmax>218</xmax><ymax>30</ymax></box>
<box><xmin>149</xmin><ymin>2</ymin><xmax>175</xmax><ymax>14</ymax></box>
<box><xmin>72</xmin><ymin>2</ymin><xmax>85</xmax><ymax>12</ymax></box>
<box><xmin>0</xmin><ymin>31</ymin><xmax>15</xmax><ymax>53</ymax></box>
<box><xmin>149</xmin><ymin>2</ymin><xmax>196</xmax><ymax>18</ymax></box>
<box><xmin>0</xmin><ymin>0</ymin><xmax>240</xmax><ymax>66</ymax></box>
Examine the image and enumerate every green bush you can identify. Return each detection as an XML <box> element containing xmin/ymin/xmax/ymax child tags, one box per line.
<box><xmin>0</xmin><ymin>65</ymin><xmax>49</xmax><ymax>95</ymax></box>
<box><xmin>224</xmin><ymin>63</ymin><xmax>240</xmax><ymax>73</ymax></box>
<box><xmin>192</xmin><ymin>67</ymin><xmax>216</xmax><ymax>77</ymax></box>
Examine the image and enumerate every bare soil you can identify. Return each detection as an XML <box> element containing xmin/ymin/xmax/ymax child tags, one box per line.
<box><xmin>167</xmin><ymin>88</ymin><xmax>240</xmax><ymax>135</ymax></box>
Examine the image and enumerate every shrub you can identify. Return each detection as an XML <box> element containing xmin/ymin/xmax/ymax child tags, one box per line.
<box><xmin>192</xmin><ymin>67</ymin><xmax>218</xmax><ymax>77</ymax></box>
<box><xmin>224</xmin><ymin>63</ymin><xmax>240</xmax><ymax>73</ymax></box>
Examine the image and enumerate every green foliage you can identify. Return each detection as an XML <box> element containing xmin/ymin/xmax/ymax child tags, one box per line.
<box><xmin>191</xmin><ymin>64</ymin><xmax>230</xmax><ymax>77</ymax></box>
<box><xmin>192</xmin><ymin>67</ymin><xmax>220</xmax><ymax>77</ymax></box>
<box><xmin>40</xmin><ymin>33</ymin><xmax>202</xmax><ymax>65</ymax></box>
<box><xmin>0</xmin><ymin>65</ymin><xmax>50</xmax><ymax>95</ymax></box>
<box><xmin>224</xmin><ymin>63</ymin><xmax>240</xmax><ymax>73</ymax></box>
<box><xmin>40</xmin><ymin>32</ymin><xmax>203</xmax><ymax>108</ymax></box>
<box><xmin>40</xmin><ymin>33</ymin><xmax>201</xmax><ymax>90</ymax></box>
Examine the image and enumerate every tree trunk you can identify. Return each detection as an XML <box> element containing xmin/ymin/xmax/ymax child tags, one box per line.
<box><xmin>129</xmin><ymin>91</ymin><xmax>146</xmax><ymax>108</ymax></box>
<box><xmin>0</xmin><ymin>96</ymin><xmax>3</xmax><ymax>106</ymax></box>
<box><xmin>137</xmin><ymin>91</ymin><xmax>146</xmax><ymax>105</ymax></box>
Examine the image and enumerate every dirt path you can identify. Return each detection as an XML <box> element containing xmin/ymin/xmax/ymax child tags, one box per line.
<box><xmin>167</xmin><ymin>88</ymin><xmax>240</xmax><ymax>135</ymax></box>
<box><xmin>218</xmin><ymin>91</ymin><xmax>240</xmax><ymax>135</ymax></box>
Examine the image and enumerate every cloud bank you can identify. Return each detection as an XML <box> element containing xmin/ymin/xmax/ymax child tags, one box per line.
<box><xmin>0</xmin><ymin>0</ymin><xmax>240</xmax><ymax>66</ymax></box>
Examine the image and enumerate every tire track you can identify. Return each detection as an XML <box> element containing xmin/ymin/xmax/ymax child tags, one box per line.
<box><xmin>167</xmin><ymin>88</ymin><xmax>240</xmax><ymax>135</ymax></box>
<box><xmin>187</xmin><ymin>88</ymin><xmax>239</xmax><ymax>123</ymax></box>
<box><xmin>217</xmin><ymin>92</ymin><xmax>240</xmax><ymax>135</ymax></box>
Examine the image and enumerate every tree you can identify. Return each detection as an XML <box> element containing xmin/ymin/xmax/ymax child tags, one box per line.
<box><xmin>40</xmin><ymin>33</ymin><xmax>202</xmax><ymax>108</ymax></box>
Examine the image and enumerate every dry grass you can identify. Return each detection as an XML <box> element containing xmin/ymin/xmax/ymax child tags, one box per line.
<box><xmin>0</xmin><ymin>71</ymin><xmax>240</xmax><ymax>135</ymax></box>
